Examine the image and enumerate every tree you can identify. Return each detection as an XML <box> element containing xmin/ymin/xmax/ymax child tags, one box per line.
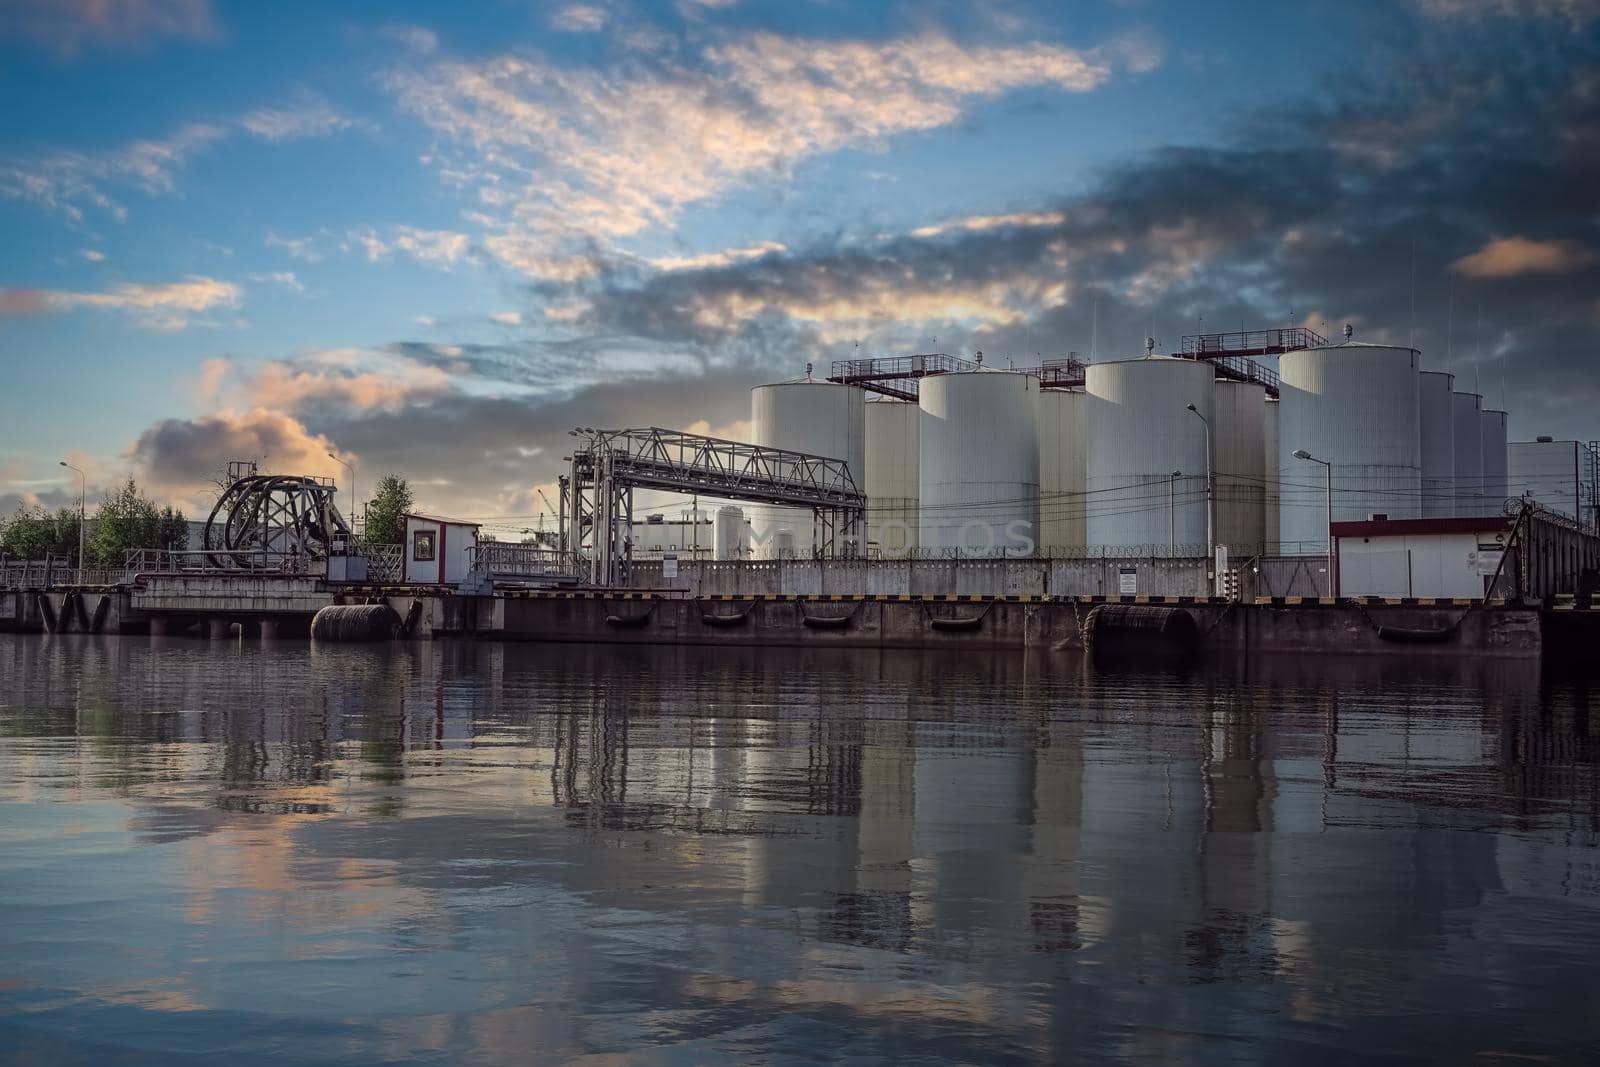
<box><xmin>1</xmin><ymin>505</ymin><xmax>71</xmax><ymax>560</ymax></box>
<box><xmin>158</xmin><ymin>505</ymin><xmax>190</xmax><ymax>552</ymax></box>
<box><xmin>365</xmin><ymin>475</ymin><xmax>413</xmax><ymax>546</ymax></box>
<box><xmin>86</xmin><ymin>478</ymin><xmax>166</xmax><ymax>566</ymax></box>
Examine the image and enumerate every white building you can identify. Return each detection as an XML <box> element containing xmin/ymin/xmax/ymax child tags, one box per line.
<box><xmin>1333</xmin><ymin>516</ymin><xmax>1513</xmax><ymax>599</ymax></box>
<box><xmin>403</xmin><ymin>514</ymin><xmax>479</xmax><ymax>585</ymax></box>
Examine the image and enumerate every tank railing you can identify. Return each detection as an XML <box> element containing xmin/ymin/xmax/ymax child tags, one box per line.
<box><xmin>1198</xmin><ymin>352</ymin><xmax>1281</xmax><ymax>393</ymax></box>
<box><xmin>1180</xmin><ymin>327</ymin><xmax>1327</xmax><ymax>356</ymax></box>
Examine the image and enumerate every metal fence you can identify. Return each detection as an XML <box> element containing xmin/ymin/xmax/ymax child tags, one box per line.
<box><xmin>469</xmin><ymin>542</ymin><xmax>582</xmax><ymax>579</ymax></box>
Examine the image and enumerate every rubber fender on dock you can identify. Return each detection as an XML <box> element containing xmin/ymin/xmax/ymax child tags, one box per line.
<box><xmin>929</xmin><ymin>615</ymin><xmax>983</xmax><ymax>632</ymax></box>
<box><xmin>1376</xmin><ymin>624</ymin><xmax>1454</xmax><ymax>644</ymax></box>
<box><xmin>801</xmin><ymin>613</ymin><xmax>852</xmax><ymax>629</ymax></box>
<box><xmin>310</xmin><ymin>603</ymin><xmax>401</xmax><ymax>641</ymax></box>
<box><xmin>1091</xmin><ymin>605</ymin><xmax>1199</xmax><ymax>649</ymax></box>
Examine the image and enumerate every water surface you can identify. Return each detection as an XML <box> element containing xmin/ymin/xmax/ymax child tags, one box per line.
<box><xmin>1</xmin><ymin>636</ymin><xmax>1597</xmax><ymax>1064</ymax></box>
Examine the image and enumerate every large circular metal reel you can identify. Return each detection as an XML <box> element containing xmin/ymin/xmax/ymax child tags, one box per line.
<box><xmin>204</xmin><ymin>474</ymin><xmax>351</xmax><ymax>568</ymax></box>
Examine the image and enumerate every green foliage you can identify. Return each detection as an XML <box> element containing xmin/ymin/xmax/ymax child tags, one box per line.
<box><xmin>365</xmin><ymin>475</ymin><xmax>413</xmax><ymax>546</ymax></box>
<box><xmin>0</xmin><ymin>505</ymin><xmax>80</xmax><ymax>561</ymax></box>
<box><xmin>85</xmin><ymin>479</ymin><xmax>188</xmax><ymax>566</ymax></box>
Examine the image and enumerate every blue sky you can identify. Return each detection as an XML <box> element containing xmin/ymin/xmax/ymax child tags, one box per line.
<box><xmin>2</xmin><ymin>0</ymin><xmax>1597</xmax><ymax>531</ymax></box>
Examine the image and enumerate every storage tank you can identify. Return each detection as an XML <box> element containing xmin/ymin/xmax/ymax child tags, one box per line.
<box><xmin>1480</xmin><ymin>409</ymin><xmax>1509</xmax><ymax>518</ymax></box>
<box><xmin>750</xmin><ymin>378</ymin><xmax>866</xmax><ymax>558</ymax></box>
<box><xmin>1509</xmin><ymin>438</ymin><xmax>1586</xmax><ymax>521</ymax></box>
<box><xmin>1084</xmin><ymin>356</ymin><xmax>1212</xmax><ymax>556</ymax></box>
<box><xmin>1262</xmin><ymin>397</ymin><xmax>1280</xmax><ymax>551</ymax></box>
<box><xmin>1213</xmin><ymin>380</ymin><xmax>1266</xmax><ymax>555</ymax></box>
<box><xmin>1418</xmin><ymin>371</ymin><xmax>1456</xmax><ymax>519</ymax></box>
<box><xmin>1451</xmin><ymin>392</ymin><xmax>1483</xmax><ymax>517</ymax></box>
<box><xmin>918</xmin><ymin>370</ymin><xmax>1039</xmax><ymax>554</ymax></box>
<box><xmin>1278</xmin><ymin>335</ymin><xmax>1421</xmax><ymax>553</ymax></box>
<box><xmin>1037</xmin><ymin>389</ymin><xmax>1086</xmax><ymax>554</ymax></box>
<box><xmin>865</xmin><ymin>399</ymin><xmax>919</xmax><ymax>556</ymax></box>
<box><xmin>714</xmin><ymin>506</ymin><xmax>749</xmax><ymax>560</ymax></box>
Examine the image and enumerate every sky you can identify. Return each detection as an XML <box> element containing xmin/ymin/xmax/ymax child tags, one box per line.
<box><xmin>1</xmin><ymin>0</ymin><xmax>1597</xmax><ymax>538</ymax></box>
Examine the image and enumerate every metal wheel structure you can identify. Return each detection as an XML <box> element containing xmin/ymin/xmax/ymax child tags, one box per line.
<box><xmin>204</xmin><ymin>474</ymin><xmax>351</xmax><ymax>568</ymax></box>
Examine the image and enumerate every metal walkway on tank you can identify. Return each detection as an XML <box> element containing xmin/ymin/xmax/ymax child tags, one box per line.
<box><xmin>827</xmin><ymin>326</ymin><xmax>1322</xmax><ymax>399</ymax></box>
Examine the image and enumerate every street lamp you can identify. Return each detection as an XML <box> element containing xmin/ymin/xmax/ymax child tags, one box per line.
<box><xmin>326</xmin><ymin>452</ymin><xmax>356</xmax><ymax>529</ymax></box>
<box><xmin>1184</xmin><ymin>403</ymin><xmax>1214</xmax><ymax>572</ymax></box>
<box><xmin>1293</xmin><ymin>448</ymin><xmax>1336</xmax><ymax>597</ymax></box>
<box><xmin>1168</xmin><ymin>470</ymin><xmax>1183</xmax><ymax>555</ymax></box>
<box><xmin>58</xmin><ymin>460</ymin><xmax>85</xmax><ymax>576</ymax></box>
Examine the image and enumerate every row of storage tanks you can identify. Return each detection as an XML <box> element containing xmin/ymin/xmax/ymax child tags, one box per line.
<box><xmin>749</xmin><ymin>337</ymin><xmax>1531</xmax><ymax>558</ymax></box>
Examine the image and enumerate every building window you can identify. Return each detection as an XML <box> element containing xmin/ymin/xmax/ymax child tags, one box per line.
<box><xmin>413</xmin><ymin>530</ymin><xmax>436</xmax><ymax>561</ymax></box>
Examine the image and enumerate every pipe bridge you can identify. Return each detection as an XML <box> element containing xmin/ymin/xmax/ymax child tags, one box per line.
<box><xmin>560</xmin><ymin>426</ymin><xmax>866</xmax><ymax>586</ymax></box>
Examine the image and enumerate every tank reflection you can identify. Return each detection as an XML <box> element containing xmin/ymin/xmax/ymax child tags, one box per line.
<box><xmin>1</xmin><ymin>635</ymin><xmax>1597</xmax><ymax>1064</ymax></box>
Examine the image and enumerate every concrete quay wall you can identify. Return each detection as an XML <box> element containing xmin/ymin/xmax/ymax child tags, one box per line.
<box><xmin>489</xmin><ymin>594</ymin><xmax>1544</xmax><ymax>659</ymax></box>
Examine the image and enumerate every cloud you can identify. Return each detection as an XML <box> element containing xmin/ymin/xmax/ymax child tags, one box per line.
<box><xmin>379</xmin><ymin>23</ymin><xmax>437</xmax><ymax>54</ymax></box>
<box><xmin>0</xmin><ymin>0</ymin><xmax>216</xmax><ymax>58</ymax></box>
<box><xmin>1449</xmin><ymin>236</ymin><xmax>1596</xmax><ymax>277</ymax></box>
<box><xmin>265</xmin><ymin>231</ymin><xmax>322</xmax><ymax>262</ymax></box>
<box><xmin>240</xmin><ymin>92</ymin><xmax>356</xmax><ymax>143</ymax></box>
<box><xmin>909</xmin><ymin>211</ymin><xmax>1067</xmax><ymax>240</ymax></box>
<box><xmin>1</xmin><ymin>275</ymin><xmax>240</xmax><ymax>330</ymax></box>
<box><xmin>127</xmin><ymin>409</ymin><xmax>343</xmax><ymax>500</ymax></box>
<box><xmin>649</xmin><ymin>241</ymin><xmax>787</xmax><ymax>272</ymax></box>
<box><xmin>551</xmin><ymin>5</ymin><xmax>607</xmax><ymax>32</ymax></box>
<box><xmin>81</xmin><ymin>248</ymin><xmax>106</xmax><ymax>262</ymax></box>
<box><xmin>2</xmin><ymin>97</ymin><xmax>361</xmax><ymax>221</ymax></box>
<box><xmin>490</xmin><ymin>311</ymin><xmax>523</xmax><ymax>326</ymax></box>
<box><xmin>247</xmin><ymin>270</ymin><xmax>304</xmax><ymax>291</ymax></box>
<box><xmin>344</xmin><ymin>225</ymin><xmax>471</xmax><ymax>267</ymax></box>
<box><xmin>389</xmin><ymin>28</ymin><xmax>1141</xmax><ymax>271</ymax></box>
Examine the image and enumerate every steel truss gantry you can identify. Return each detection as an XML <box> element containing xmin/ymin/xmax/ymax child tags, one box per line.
<box><xmin>558</xmin><ymin>426</ymin><xmax>866</xmax><ymax>586</ymax></box>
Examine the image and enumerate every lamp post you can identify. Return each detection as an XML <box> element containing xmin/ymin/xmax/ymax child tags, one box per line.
<box><xmin>1184</xmin><ymin>404</ymin><xmax>1214</xmax><ymax>570</ymax></box>
<box><xmin>327</xmin><ymin>452</ymin><xmax>356</xmax><ymax>530</ymax></box>
<box><xmin>1293</xmin><ymin>448</ymin><xmax>1336</xmax><ymax>597</ymax></box>
<box><xmin>1168</xmin><ymin>470</ymin><xmax>1183</xmax><ymax>555</ymax></box>
<box><xmin>58</xmin><ymin>460</ymin><xmax>85</xmax><ymax>577</ymax></box>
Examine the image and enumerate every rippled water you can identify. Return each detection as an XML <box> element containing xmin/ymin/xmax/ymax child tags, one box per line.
<box><xmin>1</xmin><ymin>635</ymin><xmax>1597</xmax><ymax>1064</ymax></box>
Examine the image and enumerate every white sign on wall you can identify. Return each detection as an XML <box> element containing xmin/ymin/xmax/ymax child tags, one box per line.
<box><xmin>1118</xmin><ymin>566</ymin><xmax>1137</xmax><ymax>595</ymax></box>
<box><xmin>661</xmin><ymin>553</ymin><xmax>678</xmax><ymax>578</ymax></box>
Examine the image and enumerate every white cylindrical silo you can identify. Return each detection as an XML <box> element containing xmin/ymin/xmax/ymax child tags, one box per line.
<box><xmin>1452</xmin><ymin>392</ymin><xmax>1483</xmax><ymax>517</ymax></box>
<box><xmin>1214</xmin><ymin>380</ymin><xmax>1266</xmax><ymax>555</ymax></box>
<box><xmin>714</xmin><ymin>506</ymin><xmax>748</xmax><ymax>560</ymax></box>
<box><xmin>1418</xmin><ymin>371</ymin><xmax>1456</xmax><ymax>518</ymax></box>
<box><xmin>918</xmin><ymin>371</ymin><xmax>1039</xmax><ymax>554</ymax></box>
<box><xmin>1037</xmin><ymin>389</ymin><xmax>1086</xmax><ymax>554</ymax></box>
<box><xmin>750</xmin><ymin>379</ymin><xmax>866</xmax><ymax>558</ymax></box>
<box><xmin>1480</xmin><ymin>409</ymin><xmax>1509</xmax><ymax>518</ymax></box>
<box><xmin>1278</xmin><ymin>339</ymin><xmax>1421</xmax><ymax>553</ymax></box>
<box><xmin>1263</xmin><ymin>397</ymin><xmax>1280</xmax><ymax>551</ymax></box>
<box><xmin>1084</xmin><ymin>357</ymin><xmax>1213</xmax><ymax>556</ymax></box>
<box><xmin>865</xmin><ymin>399</ymin><xmax>919</xmax><ymax>557</ymax></box>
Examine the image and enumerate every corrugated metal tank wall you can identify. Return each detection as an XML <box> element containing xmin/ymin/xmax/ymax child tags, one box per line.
<box><xmin>1084</xmin><ymin>357</ymin><xmax>1212</xmax><ymax>556</ymax></box>
<box><xmin>1278</xmin><ymin>341</ymin><xmax>1421</xmax><ymax>553</ymax></box>
<box><xmin>1451</xmin><ymin>392</ymin><xmax>1483</xmax><ymax>517</ymax></box>
<box><xmin>1509</xmin><ymin>439</ymin><xmax>1584</xmax><ymax>519</ymax></box>
<box><xmin>1037</xmin><ymin>389</ymin><xmax>1086</xmax><ymax>553</ymax></box>
<box><xmin>918</xmin><ymin>371</ymin><xmax>1039</xmax><ymax>554</ymax></box>
<box><xmin>1418</xmin><ymin>370</ymin><xmax>1456</xmax><ymax>518</ymax></box>
<box><xmin>1263</xmin><ymin>397</ymin><xmax>1280</xmax><ymax>550</ymax></box>
<box><xmin>1213</xmin><ymin>380</ymin><xmax>1266</xmax><ymax>555</ymax></box>
<box><xmin>750</xmin><ymin>380</ymin><xmax>866</xmax><ymax>558</ymax></box>
<box><xmin>865</xmin><ymin>400</ymin><xmax>919</xmax><ymax>556</ymax></box>
<box><xmin>1480</xmin><ymin>409</ymin><xmax>1509</xmax><ymax>517</ymax></box>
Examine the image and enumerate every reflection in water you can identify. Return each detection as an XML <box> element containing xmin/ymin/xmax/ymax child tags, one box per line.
<box><xmin>0</xmin><ymin>635</ymin><xmax>1597</xmax><ymax>1064</ymax></box>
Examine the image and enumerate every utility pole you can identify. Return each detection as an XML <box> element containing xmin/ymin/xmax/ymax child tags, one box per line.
<box><xmin>58</xmin><ymin>460</ymin><xmax>85</xmax><ymax>576</ymax></box>
<box><xmin>327</xmin><ymin>452</ymin><xmax>356</xmax><ymax>530</ymax></box>
<box><xmin>1294</xmin><ymin>449</ymin><xmax>1336</xmax><ymax>597</ymax></box>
